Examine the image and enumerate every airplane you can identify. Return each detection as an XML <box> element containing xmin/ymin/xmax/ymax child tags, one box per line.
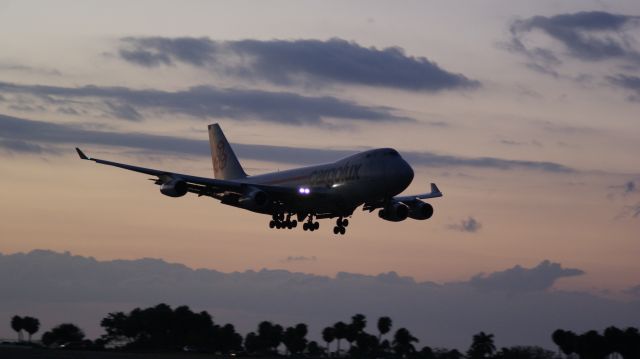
<box><xmin>76</xmin><ymin>123</ymin><xmax>442</xmax><ymax>235</ymax></box>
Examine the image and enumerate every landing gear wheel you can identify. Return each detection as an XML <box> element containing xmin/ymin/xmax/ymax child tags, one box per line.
<box><xmin>291</xmin><ymin>220</ymin><xmax>297</xmax><ymax>228</ymax></box>
<box><xmin>269</xmin><ymin>220</ymin><xmax>276</xmax><ymax>229</ymax></box>
<box><xmin>303</xmin><ymin>223</ymin><xmax>309</xmax><ymax>231</ymax></box>
<box><xmin>333</xmin><ymin>226</ymin><xmax>340</xmax><ymax>234</ymax></box>
<box><xmin>313</xmin><ymin>222</ymin><xmax>320</xmax><ymax>230</ymax></box>
<box><xmin>339</xmin><ymin>226</ymin><xmax>346</xmax><ymax>235</ymax></box>
<box><xmin>342</xmin><ymin>219</ymin><xmax>349</xmax><ymax>227</ymax></box>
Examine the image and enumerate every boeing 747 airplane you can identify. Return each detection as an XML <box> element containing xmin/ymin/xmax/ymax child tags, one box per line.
<box><xmin>76</xmin><ymin>124</ymin><xmax>442</xmax><ymax>235</ymax></box>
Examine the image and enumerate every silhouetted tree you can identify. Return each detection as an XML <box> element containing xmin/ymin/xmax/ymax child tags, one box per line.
<box><xmin>307</xmin><ymin>341</ymin><xmax>325</xmax><ymax>357</ymax></box>
<box><xmin>244</xmin><ymin>332</ymin><xmax>260</xmax><ymax>354</ymax></box>
<box><xmin>346</xmin><ymin>314</ymin><xmax>367</xmax><ymax>350</ymax></box>
<box><xmin>579</xmin><ymin>330</ymin><xmax>609</xmax><ymax>359</ymax></box>
<box><xmin>245</xmin><ymin>321</ymin><xmax>284</xmax><ymax>355</ymax></box>
<box><xmin>100</xmin><ymin>303</ymin><xmax>218</xmax><ymax>351</ymax></box>
<box><xmin>393</xmin><ymin>327</ymin><xmax>419</xmax><ymax>358</ymax></box>
<box><xmin>377</xmin><ymin>316</ymin><xmax>393</xmax><ymax>341</ymax></box>
<box><xmin>604</xmin><ymin>326</ymin><xmax>640</xmax><ymax>359</ymax></box>
<box><xmin>494</xmin><ymin>345</ymin><xmax>558</xmax><ymax>359</ymax></box>
<box><xmin>433</xmin><ymin>348</ymin><xmax>464</xmax><ymax>359</ymax></box>
<box><xmin>552</xmin><ymin>329</ymin><xmax>577</xmax><ymax>357</ymax></box>
<box><xmin>467</xmin><ymin>332</ymin><xmax>496</xmax><ymax>359</ymax></box>
<box><xmin>333</xmin><ymin>321</ymin><xmax>348</xmax><ymax>355</ymax></box>
<box><xmin>417</xmin><ymin>346</ymin><xmax>436</xmax><ymax>359</ymax></box>
<box><xmin>350</xmin><ymin>332</ymin><xmax>380</xmax><ymax>359</ymax></box>
<box><xmin>322</xmin><ymin>326</ymin><xmax>336</xmax><ymax>355</ymax></box>
<box><xmin>10</xmin><ymin>315</ymin><xmax>24</xmax><ymax>341</ymax></box>
<box><xmin>214</xmin><ymin>323</ymin><xmax>243</xmax><ymax>354</ymax></box>
<box><xmin>41</xmin><ymin>323</ymin><xmax>85</xmax><ymax>347</ymax></box>
<box><xmin>21</xmin><ymin>316</ymin><xmax>40</xmax><ymax>342</ymax></box>
<box><xmin>283</xmin><ymin>323</ymin><xmax>308</xmax><ymax>355</ymax></box>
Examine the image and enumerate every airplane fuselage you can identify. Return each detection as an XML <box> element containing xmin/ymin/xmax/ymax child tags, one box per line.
<box><xmin>236</xmin><ymin>148</ymin><xmax>414</xmax><ymax>216</ymax></box>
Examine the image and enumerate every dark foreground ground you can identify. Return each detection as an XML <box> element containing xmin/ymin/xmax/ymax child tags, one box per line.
<box><xmin>0</xmin><ymin>347</ymin><xmax>257</xmax><ymax>359</ymax></box>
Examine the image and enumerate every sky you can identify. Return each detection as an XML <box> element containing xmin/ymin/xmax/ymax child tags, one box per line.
<box><xmin>1</xmin><ymin>0</ymin><xmax>640</xmax><ymax>346</ymax></box>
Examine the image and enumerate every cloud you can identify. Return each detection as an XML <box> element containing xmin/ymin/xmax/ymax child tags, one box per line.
<box><xmin>609</xmin><ymin>180</ymin><xmax>637</xmax><ymax>197</ymax></box>
<box><xmin>608</xmin><ymin>74</ymin><xmax>640</xmax><ymax>102</ymax></box>
<box><xmin>625</xmin><ymin>284</ymin><xmax>640</xmax><ymax>298</ymax></box>
<box><xmin>0</xmin><ymin>81</ymin><xmax>410</xmax><ymax>125</ymax></box>
<box><xmin>469</xmin><ymin>260</ymin><xmax>584</xmax><ymax>292</ymax></box>
<box><xmin>0</xmin><ymin>138</ymin><xmax>48</xmax><ymax>154</ymax></box>
<box><xmin>627</xmin><ymin>203</ymin><xmax>640</xmax><ymax>218</ymax></box>
<box><xmin>448</xmin><ymin>216</ymin><xmax>482</xmax><ymax>233</ymax></box>
<box><xmin>118</xmin><ymin>37</ymin><xmax>481</xmax><ymax>92</ymax></box>
<box><xmin>0</xmin><ymin>62</ymin><xmax>62</xmax><ymax>76</ymax></box>
<box><xmin>505</xmin><ymin>11</ymin><xmax>640</xmax><ymax>79</ymax></box>
<box><xmin>281</xmin><ymin>256</ymin><xmax>317</xmax><ymax>263</ymax></box>
<box><xmin>0</xmin><ymin>250</ymin><xmax>637</xmax><ymax>350</ymax></box>
<box><xmin>0</xmin><ymin>113</ymin><xmax>576</xmax><ymax>173</ymax></box>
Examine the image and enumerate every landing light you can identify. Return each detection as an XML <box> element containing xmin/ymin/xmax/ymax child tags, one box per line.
<box><xmin>298</xmin><ymin>187</ymin><xmax>311</xmax><ymax>195</ymax></box>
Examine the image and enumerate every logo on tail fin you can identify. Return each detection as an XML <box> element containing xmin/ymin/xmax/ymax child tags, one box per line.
<box><xmin>214</xmin><ymin>140</ymin><xmax>228</xmax><ymax>172</ymax></box>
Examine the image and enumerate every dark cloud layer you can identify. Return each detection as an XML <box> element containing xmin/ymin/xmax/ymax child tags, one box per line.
<box><xmin>118</xmin><ymin>37</ymin><xmax>480</xmax><ymax>92</ymax></box>
<box><xmin>608</xmin><ymin>74</ymin><xmax>640</xmax><ymax>102</ymax></box>
<box><xmin>0</xmin><ymin>81</ymin><xmax>409</xmax><ymax>125</ymax></box>
<box><xmin>0</xmin><ymin>113</ymin><xmax>575</xmax><ymax>173</ymax></box>
<box><xmin>469</xmin><ymin>260</ymin><xmax>584</xmax><ymax>292</ymax></box>
<box><xmin>506</xmin><ymin>11</ymin><xmax>640</xmax><ymax>85</ymax></box>
<box><xmin>510</xmin><ymin>12</ymin><xmax>640</xmax><ymax>62</ymax></box>
<box><xmin>1</xmin><ymin>250</ymin><xmax>637</xmax><ymax>349</ymax></box>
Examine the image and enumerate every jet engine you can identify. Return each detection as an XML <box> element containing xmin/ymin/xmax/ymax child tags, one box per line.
<box><xmin>238</xmin><ymin>188</ymin><xmax>270</xmax><ymax>210</ymax></box>
<box><xmin>160</xmin><ymin>179</ymin><xmax>188</xmax><ymax>197</ymax></box>
<box><xmin>378</xmin><ymin>201</ymin><xmax>409</xmax><ymax>222</ymax></box>
<box><xmin>408</xmin><ymin>201</ymin><xmax>434</xmax><ymax>220</ymax></box>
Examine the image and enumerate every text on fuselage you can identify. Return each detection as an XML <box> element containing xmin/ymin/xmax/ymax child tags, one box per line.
<box><xmin>309</xmin><ymin>162</ymin><xmax>361</xmax><ymax>186</ymax></box>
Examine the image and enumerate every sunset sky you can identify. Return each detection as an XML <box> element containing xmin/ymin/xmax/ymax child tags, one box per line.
<box><xmin>1</xmin><ymin>0</ymin><xmax>639</xmax><ymax>319</ymax></box>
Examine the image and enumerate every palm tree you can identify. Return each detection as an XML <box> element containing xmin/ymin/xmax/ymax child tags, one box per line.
<box><xmin>21</xmin><ymin>317</ymin><xmax>40</xmax><ymax>342</ymax></box>
<box><xmin>377</xmin><ymin>316</ymin><xmax>392</xmax><ymax>341</ymax></box>
<box><xmin>467</xmin><ymin>332</ymin><xmax>496</xmax><ymax>359</ymax></box>
<box><xmin>351</xmin><ymin>314</ymin><xmax>367</xmax><ymax>333</ymax></box>
<box><xmin>392</xmin><ymin>328</ymin><xmax>418</xmax><ymax>358</ymax></box>
<box><xmin>333</xmin><ymin>321</ymin><xmax>348</xmax><ymax>355</ymax></box>
<box><xmin>10</xmin><ymin>316</ymin><xmax>24</xmax><ymax>341</ymax></box>
<box><xmin>322</xmin><ymin>326</ymin><xmax>336</xmax><ymax>355</ymax></box>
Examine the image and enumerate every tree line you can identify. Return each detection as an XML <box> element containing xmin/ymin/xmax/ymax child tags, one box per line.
<box><xmin>8</xmin><ymin>303</ymin><xmax>640</xmax><ymax>359</ymax></box>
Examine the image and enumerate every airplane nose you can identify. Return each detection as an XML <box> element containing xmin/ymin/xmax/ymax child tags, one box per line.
<box><xmin>402</xmin><ymin>160</ymin><xmax>414</xmax><ymax>187</ymax></box>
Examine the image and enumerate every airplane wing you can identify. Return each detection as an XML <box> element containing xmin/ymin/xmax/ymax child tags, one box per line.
<box><xmin>76</xmin><ymin>148</ymin><xmax>243</xmax><ymax>195</ymax></box>
<box><xmin>393</xmin><ymin>183</ymin><xmax>443</xmax><ymax>203</ymax></box>
<box><xmin>75</xmin><ymin>148</ymin><xmax>329</xmax><ymax>204</ymax></box>
<box><xmin>363</xmin><ymin>183</ymin><xmax>442</xmax><ymax>212</ymax></box>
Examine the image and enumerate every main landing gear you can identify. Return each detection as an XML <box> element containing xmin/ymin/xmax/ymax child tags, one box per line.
<box><xmin>333</xmin><ymin>217</ymin><xmax>349</xmax><ymax>235</ymax></box>
<box><xmin>302</xmin><ymin>215</ymin><xmax>320</xmax><ymax>232</ymax></box>
<box><xmin>268</xmin><ymin>213</ymin><xmax>350</xmax><ymax>234</ymax></box>
<box><xmin>269</xmin><ymin>213</ymin><xmax>297</xmax><ymax>230</ymax></box>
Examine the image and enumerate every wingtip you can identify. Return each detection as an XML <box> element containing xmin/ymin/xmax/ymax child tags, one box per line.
<box><xmin>431</xmin><ymin>182</ymin><xmax>442</xmax><ymax>195</ymax></box>
<box><xmin>75</xmin><ymin>147</ymin><xmax>89</xmax><ymax>160</ymax></box>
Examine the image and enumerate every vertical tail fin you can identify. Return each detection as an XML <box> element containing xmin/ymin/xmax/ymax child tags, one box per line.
<box><xmin>207</xmin><ymin>124</ymin><xmax>247</xmax><ymax>179</ymax></box>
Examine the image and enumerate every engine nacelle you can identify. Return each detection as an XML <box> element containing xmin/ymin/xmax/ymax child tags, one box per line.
<box><xmin>160</xmin><ymin>179</ymin><xmax>188</xmax><ymax>197</ymax></box>
<box><xmin>408</xmin><ymin>201</ymin><xmax>434</xmax><ymax>220</ymax></box>
<box><xmin>378</xmin><ymin>201</ymin><xmax>409</xmax><ymax>222</ymax></box>
<box><xmin>238</xmin><ymin>188</ymin><xmax>270</xmax><ymax>210</ymax></box>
